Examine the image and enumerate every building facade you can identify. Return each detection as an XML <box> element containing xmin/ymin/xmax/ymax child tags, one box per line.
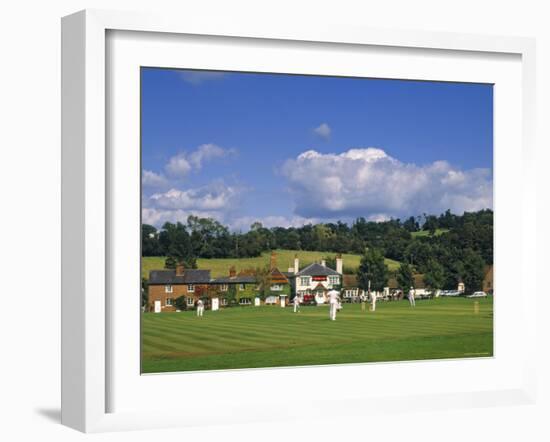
<box><xmin>147</xmin><ymin>263</ymin><xmax>211</xmax><ymax>312</ymax></box>
<box><xmin>292</xmin><ymin>256</ymin><xmax>343</xmax><ymax>304</ymax></box>
<box><xmin>210</xmin><ymin>267</ymin><xmax>258</xmax><ymax>307</ymax></box>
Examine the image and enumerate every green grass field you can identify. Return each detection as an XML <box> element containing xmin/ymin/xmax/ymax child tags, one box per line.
<box><xmin>141</xmin><ymin>297</ymin><xmax>493</xmax><ymax>373</ymax></box>
<box><xmin>411</xmin><ymin>228</ymin><xmax>449</xmax><ymax>238</ymax></box>
<box><xmin>142</xmin><ymin>249</ymin><xmax>401</xmax><ymax>279</ymax></box>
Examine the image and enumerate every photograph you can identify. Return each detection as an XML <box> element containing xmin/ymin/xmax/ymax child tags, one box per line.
<box><xmin>140</xmin><ymin>67</ymin><xmax>494</xmax><ymax>374</ymax></box>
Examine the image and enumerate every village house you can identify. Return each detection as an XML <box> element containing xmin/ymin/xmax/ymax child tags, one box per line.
<box><xmin>289</xmin><ymin>255</ymin><xmax>343</xmax><ymax>304</ymax></box>
<box><xmin>147</xmin><ymin>263</ymin><xmax>211</xmax><ymax>312</ymax></box>
<box><xmin>263</xmin><ymin>253</ymin><xmax>291</xmax><ymax>305</ymax></box>
<box><xmin>210</xmin><ymin>267</ymin><xmax>258</xmax><ymax>307</ymax></box>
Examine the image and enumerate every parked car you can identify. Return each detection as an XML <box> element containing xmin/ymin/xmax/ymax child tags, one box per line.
<box><xmin>467</xmin><ymin>291</ymin><xmax>487</xmax><ymax>298</ymax></box>
<box><xmin>440</xmin><ymin>290</ymin><xmax>461</xmax><ymax>297</ymax></box>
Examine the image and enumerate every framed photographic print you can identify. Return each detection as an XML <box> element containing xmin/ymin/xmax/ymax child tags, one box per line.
<box><xmin>62</xmin><ymin>9</ymin><xmax>537</xmax><ymax>433</ymax></box>
<box><xmin>140</xmin><ymin>67</ymin><xmax>495</xmax><ymax>374</ymax></box>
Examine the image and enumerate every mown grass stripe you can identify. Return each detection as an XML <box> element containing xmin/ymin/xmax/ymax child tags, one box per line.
<box><xmin>141</xmin><ymin>298</ymin><xmax>493</xmax><ymax>371</ymax></box>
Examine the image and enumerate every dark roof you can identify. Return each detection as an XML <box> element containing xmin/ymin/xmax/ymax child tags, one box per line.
<box><xmin>296</xmin><ymin>262</ymin><xmax>340</xmax><ymax>277</ymax></box>
<box><xmin>211</xmin><ymin>275</ymin><xmax>257</xmax><ymax>284</ymax></box>
<box><xmin>149</xmin><ymin>269</ymin><xmax>211</xmax><ymax>285</ymax></box>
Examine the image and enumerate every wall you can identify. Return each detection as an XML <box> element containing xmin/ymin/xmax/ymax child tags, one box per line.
<box><xmin>0</xmin><ymin>1</ymin><xmax>548</xmax><ymax>441</ymax></box>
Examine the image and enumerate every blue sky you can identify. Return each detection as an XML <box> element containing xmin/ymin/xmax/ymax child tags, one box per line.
<box><xmin>141</xmin><ymin>68</ymin><xmax>493</xmax><ymax>230</ymax></box>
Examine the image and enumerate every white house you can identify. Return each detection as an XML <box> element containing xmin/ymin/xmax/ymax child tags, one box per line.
<box><xmin>292</xmin><ymin>256</ymin><xmax>343</xmax><ymax>304</ymax></box>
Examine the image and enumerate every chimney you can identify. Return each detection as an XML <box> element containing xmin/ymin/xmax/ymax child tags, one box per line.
<box><xmin>270</xmin><ymin>252</ymin><xmax>277</xmax><ymax>270</ymax></box>
<box><xmin>294</xmin><ymin>255</ymin><xmax>299</xmax><ymax>274</ymax></box>
<box><xmin>321</xmin><ymin>259</ymin><xmax>326</xmax><ymax>267</ymax></box>
<box><xmin>175</xmin><ymin>262</ymin><xmax>185</xmax><ymax>276</ymax></box>
<box><xmin>229</xmin><ymin>266</ymin><xmax>236</xmax><ymax>278</ymax></box>
<box><xmin>336</xmin><ymin>254</ymin><xmax>343</xmax><ymax>274</ymax></box>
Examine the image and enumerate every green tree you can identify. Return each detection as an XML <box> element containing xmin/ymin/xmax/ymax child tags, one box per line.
<box><xmin>254</xmin><ymin>265</ymin><xmax>271</xmax><ymax>299</ymax></box>
<box><xmin>323</xmin><ymin>255</ymin><xmax>336</xmax><ymax>270</ymax></box>
<box><xmin>160</xmin><ymin>221</ymin><xmax>197</xmax><ymax>269</ymax></box>
<box><xmin>164</xmin><ymin>256</ymin><xmax>176</xmax><ymax>269</ymax></box>
<box><xmin>462</xmin><ymin>248</ymin><xmax>485</xmax><ymax>294</ymax></box>
<box><xmin>423</xmin><ymin>214</ymin><xmax>439</xmax><ymax>235</ymax></box>
<box><xmin>250</xmin><ymin>221</ymin><xmax>263</xmax><ymax>231</ymax></box>
<box><xmin>423</xmin><ymin>259</ymin><xmax>445</xmax><ymax>292</ymax></box>
<box><xmin>141</xmin><ymin>277</ymin><xmax>149</xmax><ymax>310</ymax></box>
<box><xmin>174</xmin><ymin>296</ymin><xmax>187</xmax><ymax>311</ymax></box>
<box><xmin>142</xmin><ymin>224</ymin><xmax>161</xmax><ymax>256</ymax></box>
<box><xmin>403</xmin><ymin>216</ymin><xmax>419</xmax><ymax>232</ymax></box>
<box><xmin>357</xmin><ymin>248</ymin><xmax>388</xmax><ymax>292</ymax></box>
<box><xmin>396</xmin><ymin>263</ymin><xmax>414</xmax><ymax>291</ymax></box>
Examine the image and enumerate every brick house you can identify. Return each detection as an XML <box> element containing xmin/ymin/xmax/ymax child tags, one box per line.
<box><xmin>147</xmin><ymin>263</ymin><xmax>211</xmax><ymax>312</ymax></box>
<box><xmin>257</xmin><ymin>252</ymin><xmax>291</xmax><ymax>305</ymax></box>
<box><xmin>210</xmin><ymin>267</ymin><xmax>258</xmax><ymax>307</ymax></box>
<box><xmin>263</xmin><ymin>267</ymin><xmax>291</xmax><ymax>305</ymax></box>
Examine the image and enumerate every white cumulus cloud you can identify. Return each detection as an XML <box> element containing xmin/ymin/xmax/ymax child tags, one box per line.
<box><xmin>142</xmin><ymin>208</ymin><xmax>223</xmax><ymax>227</ymax></box>
<box><xmin>142</xmin><ymin>180</ymin><xmax>245</xmax><ymax>227</ymax></box>
<box><xmin>188</xmin><ymin>143</ymin><xmax>236</xmax><ymax>169</ymax></box>
<box><xmin>147</xmin><ymin>182</ymin><xmax>241</xmax><ymax>211</ymax></box>
<box><xmin>165</xmin><ymin>152</ymin><xmax>192</xmax><ymax>178</ymax></box>
<box><xmin>313</xmin><ymin>123</ymin><xmax>331</xmax><ymax>139</ymax></box>
<box><xmin>281</xmin><ymin>147</ymin><xmax>492</xmax><ymax>220</ymax></box>
<box><xmin>142</xmin><ymin>170</ymin><xmax>169</xmax><ymax>188</ymax></box>
<box><xmin>164</xmin><ymin>144</ymin><xmax>235</xmax><ymax>178</ymax></box>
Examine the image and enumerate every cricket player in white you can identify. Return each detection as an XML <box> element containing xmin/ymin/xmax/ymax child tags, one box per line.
<box><xmin>371</xmin><ymin>291</ymin><xmax>377</xmax><ymax>312</ymax></box>
<box><xmin>196</xmin><ymin>299</ymin><xmax>204</xmax><ymax>317</ymax></box>
<box><xmin>327</xmin><ymin>289</ymin><xmax>340</xmax><ymax>321</ymax></box>
<box><xmin>408</xmin><ymin>287</ymin><xmax>416</xmax><ymax>307</ymax></box>
<box><xmin>360</xmin><ymin>293</ymin><xmax>367</xmax><ymax>312</ymax></box>
<box><xmin>293</xmin><ymin>295</ymin><xmax>300</xmax><ymax>313</ymax></box>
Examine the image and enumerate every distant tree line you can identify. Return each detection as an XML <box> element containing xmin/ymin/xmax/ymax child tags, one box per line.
<box><xmin>142</xmin><ymin>209</ymin><xmax>493</xmax><ymax>293</ymax></box>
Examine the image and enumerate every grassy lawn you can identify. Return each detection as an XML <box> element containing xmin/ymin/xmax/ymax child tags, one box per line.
<box><xmin>141</xmin><ymin>296</ymin><xmax>493</xmax><ymax>373</ymax></box>
<box><xmin>142</xmin><ymin>249</ymin><xmax>401</xmax><ymax>279</ymax></box>
<box><xmin>411</xmin><ymin>228</ymin><xmax>449</xmax><ymax>238</ymax></box>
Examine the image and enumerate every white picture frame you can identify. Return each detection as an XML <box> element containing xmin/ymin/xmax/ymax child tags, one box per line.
<box><xmin>61</xmin><ymin>9</ymin><xmax>537</xmax><ymax>433</ymax></box>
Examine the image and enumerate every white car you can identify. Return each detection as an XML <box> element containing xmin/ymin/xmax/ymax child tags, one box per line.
<box><xmin>440</xmin><ymin>290</ymin><xmax>461</xmax><ymax>297</ymax></box>
<box><xmin>467</xmin><ymin>291</ymin><xmax>487</xmax><ymax>298</ymax></box>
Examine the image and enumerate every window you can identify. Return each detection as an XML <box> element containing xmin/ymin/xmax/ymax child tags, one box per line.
<box><xmin>166</xmin><ymin>297</ymin><xmax>173</xmax><ymax>305</ymax></box>
<box><xmin>186</xmin><ymin>297</ymin><xmax>194</xmax><ymax>307</ymax></box>
<box><xmin>187</xmin><ymin>284</ymin><xmax>195</xmax><ymax>292</ymax></box>
<box><xmin>271</xmin><ymin>284</ymin><xmax>283</xmax><ymax>291</ymax></box>
<box><xmin>329</xmin><ymin>276</ymin><xmax>339</xmax><ymax>286</ymax></box>
<box><xmin>221</xmin><ymin>298</ymin><xmax>228</xmax><ymax>306</ymax></box>
<box><xmin>165</xmin><ymin>285</ymin><xmax>173</xmax><ymax>293</ymax></box>
<box><xmin>239</xmin><ymin>283</ymin><xmax>245</xmax><ymax>291</ymax></box>
<box><xmin>300</xmin><ymin>277</ymin><xmax>310</xmax><ymax>286</ymax></box>
<box><xmin>221</xmin><ymin>284</ymin><xmax>228</xmax><ymax>292</ymax></box>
